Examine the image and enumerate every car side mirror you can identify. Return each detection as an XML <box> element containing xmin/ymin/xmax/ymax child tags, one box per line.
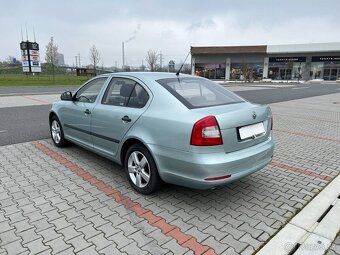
<box><xmin>60</xmin><ymin>91</ymin><xmax>73</xmax><ymax>101</ymax></box>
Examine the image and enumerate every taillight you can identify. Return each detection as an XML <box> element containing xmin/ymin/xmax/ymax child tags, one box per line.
<box><xmin>190</xmin><ymin>116</ymin><xmax>223</xmax><ymax>146</ymax></box>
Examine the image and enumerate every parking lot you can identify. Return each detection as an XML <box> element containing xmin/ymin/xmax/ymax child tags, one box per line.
<box><xmin>0</xmin><ymin>90</ymin><xmax>339</xmax><ymax>254</ymax></box>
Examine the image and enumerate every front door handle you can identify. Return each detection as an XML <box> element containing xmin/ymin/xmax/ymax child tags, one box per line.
<box><xmin>84</xmin><ymin>109</ymin><xmax>91</xmax><ymax>115</ymax></box>
<box><xmin>121</xmin><ymin>115</ymin><xmax>131</xmax><ymax>122</ymax></box>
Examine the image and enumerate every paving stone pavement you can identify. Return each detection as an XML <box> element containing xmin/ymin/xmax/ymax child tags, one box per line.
<box><xmin>326</xmin><ymin>234</ymin><xmax>340</xmax><ymax>255</ymax></box>
<box><xmin>0</xmin><ymin>93</ymin><xmax>339</xmax><ymax>254</ymax></box>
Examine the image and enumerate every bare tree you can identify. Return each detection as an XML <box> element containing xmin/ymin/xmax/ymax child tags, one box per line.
<box><xmin>145</xmin><ymin>49</ymin><xmax>159</xmax><ymax>72</ymax></box>
<box><xmin>89</xmin><ymin>45</ymin><xmax>101</xmax><ymax>75</ymax></box>
<box><xmin>45</xmin><ymin>37</ymin><xmax>58</xmax><ymax>81</ymax></box>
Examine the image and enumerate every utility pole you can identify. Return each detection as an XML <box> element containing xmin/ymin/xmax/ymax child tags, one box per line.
<box><xmin>75</xmin><ymin>56</ymin><xmax>78</xmax><ymax>67</ymax></box>
<box><xmin>78</xmin><ymin>53</ymin><xmax>81</xmax><ymax>67</ymax></box>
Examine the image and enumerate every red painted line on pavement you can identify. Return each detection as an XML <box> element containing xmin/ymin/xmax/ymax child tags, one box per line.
<box><xmin>22</xmin><ymin>95</ymin><xmax>50</xmax><ymax>104</ymax></box>
<box><xmin>273</xmin><ymin>113</ymin><xmax>340</xmax><ymax>124</ymax></box>
<box><xmin>273</xmin><ymin>129</ymin><xmax>340</xmax><ymax>144</ymax></box>
<box><xmin>271</xmin><ymin>161</ymin><xmax>332</xmax><ymax>181</ymax></box>
<box><xmin>32</xmin><ymin>141</ymin><xmax>216</xmax><ymax>255</ymax></box>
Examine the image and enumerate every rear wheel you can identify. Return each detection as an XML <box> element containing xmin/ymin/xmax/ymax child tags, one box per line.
<box><xmin>50</xmin><ymin>116</ymin><xmax>68</xmax><ymax>147</ymax></box>
<box><xmin>125</xmin><ymin>144</ymin><xmax>161</xmax><ymax>194</ymax></box>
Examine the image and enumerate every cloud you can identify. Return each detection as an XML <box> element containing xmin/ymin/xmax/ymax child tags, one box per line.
<box><xmin>1</xmin><ymin>0</ymin><xmax>340</xmax><ymax>67</ymax></box>
<box><xmin>186</xmin><ymin>19</ymin><xmax>217</xmax><ymax>32</ymax></box>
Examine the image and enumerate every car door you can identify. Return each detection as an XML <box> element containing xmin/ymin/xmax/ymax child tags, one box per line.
<box><xmin>62</xmin><ymin>77</ymin><xmax>107</xmax><ymax>147</ymax></box>
<box><xmin>91</xmin><ymin>77</ymin><xmax>151</xmax><ymax>158</ymax></box>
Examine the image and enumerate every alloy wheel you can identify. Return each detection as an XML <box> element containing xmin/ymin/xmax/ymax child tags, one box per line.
<box><xmin>51</xmin><ymin>120</ymin><xmax>61</xmax><ymax>144</ymax></box>
<box><xmin>127</xmin><ymin>151</ymin><xmax>150</xmax><ymax>188</ymax></box>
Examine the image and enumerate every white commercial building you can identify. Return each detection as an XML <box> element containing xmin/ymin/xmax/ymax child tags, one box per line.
<box><xmin>191</xmin><ymin>42</ymin><xmax>340</xmax><ymax>81</ymax></box>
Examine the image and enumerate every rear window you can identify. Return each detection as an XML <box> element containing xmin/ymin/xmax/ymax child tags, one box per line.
<box><xmin>156</xmin><ymin>77</ymin><xmax>244</xmax><ymax>109</ymax></box>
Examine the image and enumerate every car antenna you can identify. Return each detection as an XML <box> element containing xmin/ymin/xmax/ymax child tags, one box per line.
<box><xmin>176</xmin><ymin>51</ymin><xmax>191</xmax><ymax>76</ymax></box>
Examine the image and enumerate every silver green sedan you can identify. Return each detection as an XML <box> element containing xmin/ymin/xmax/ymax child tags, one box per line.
<box><xmin>49</xmin><ymin>72</ymin><xmax>274</xmax><ymax>194</ymax></box>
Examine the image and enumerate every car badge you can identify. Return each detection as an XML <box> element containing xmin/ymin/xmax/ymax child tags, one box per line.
<box><xmin>252</xmin><ymin>111</ymin><xmax>257</xmax><ymax>119</ymax></box>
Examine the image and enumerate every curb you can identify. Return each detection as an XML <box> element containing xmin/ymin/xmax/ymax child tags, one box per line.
<box><xmin>256</xmin><ymin>173</ymin><xmax>340</xmax><ymax>255</ymax></box>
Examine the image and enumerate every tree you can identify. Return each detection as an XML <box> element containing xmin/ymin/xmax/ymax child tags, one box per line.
<box><xmin>145</xmin><ymin>49</ymin><xmax>159</xmax><ymax>72</ymax></box>
<box><xmin>240</xmin><ymin>62</ymin><xmax>250</xmax><ymax>82</ymax></box>
<box><xmin>89</xmin><ymin>45</ymin><xmax>101</xmax><ymax>75</ymax></box>
<box><xmin>45</xmin><ymin>37</ymin><xmax>58</xmax><ymax>81</ymax></box>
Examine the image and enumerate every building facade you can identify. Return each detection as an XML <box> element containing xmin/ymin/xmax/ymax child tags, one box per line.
<box><xmin>57</xmin><ymin>53</ymin><xmax>65</xmax><ymax>66</ymax></box>
<box><xmin>191</xmin><ymin>43</ymin><xmax>340</xmax><ymax>81</ymax></box>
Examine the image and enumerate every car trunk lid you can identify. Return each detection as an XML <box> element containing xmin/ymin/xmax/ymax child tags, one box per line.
<box><xmin>192</xmin><ymin>102</ymin><xmax>272</xmax><ymax>153</ymax></box>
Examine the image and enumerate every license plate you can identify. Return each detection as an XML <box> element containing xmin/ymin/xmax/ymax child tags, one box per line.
<box><xmin>239</xmin><ymin>122</ymin><xmax>265</xmax><ymax>140</ymax></box>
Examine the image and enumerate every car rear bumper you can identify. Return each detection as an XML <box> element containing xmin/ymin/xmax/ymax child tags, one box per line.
<box><xmin>148</xmin><ymin>136</ymin><xmax>274</xmax><ymax>190</ymax></box>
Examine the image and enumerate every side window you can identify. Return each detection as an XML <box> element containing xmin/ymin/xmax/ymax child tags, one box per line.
<box><xmin>102</xmin><ymin>78</ymin><xmax>149</xmax><ymax>108</ymax></box>
<box><xmin>127</xmin><ymin>84</ymin><xmax>149</xmax><ymax>108</ymax></box>
<box><xmin>75</xmin><ymin>77</ymin><xmax>107</xmax><ymax>103</ymax></box>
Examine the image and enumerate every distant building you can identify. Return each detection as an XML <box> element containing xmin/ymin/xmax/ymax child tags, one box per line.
<box><xmin>57</xmin><ymin>53</ymin><xmax>65</xmax><ymax>66</ymax></box>
<box><xmin>191</xmin><ymin>42</ymin><xmax>340</xmax><ymax>81</ymax></box>
<box><xmin>8</xmin><ymin>56</ymin><xmax>17</xmax><ymax>64</ymax></box>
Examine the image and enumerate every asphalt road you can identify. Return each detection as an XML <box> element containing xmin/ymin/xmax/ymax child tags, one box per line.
<box><xmin>0</xmin><ymin>105</ymin><xmax>50</xmax><ymax>146</ymax></box>
<box><xmin>0</xmin><ymin>85</ymin><xmax>79</xmax><ymax>96</ymax></box>
<box><xmin>235</xmin><ymin>83</ymin><xmax>340</xmax><ymax>104</ymax></box>
<box><xmin>0</xmin><ymin>83</ymin><xmax>339</xmax><ymax>146</ymax></box>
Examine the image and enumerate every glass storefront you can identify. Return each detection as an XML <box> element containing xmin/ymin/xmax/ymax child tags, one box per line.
<box><xmin>195</xmin><ymin>55</ymin><xmax>340</xmax><ymax>81</ymax></box>
<box><xmin>268</xmin><ymin>57</ymin><xmax>305</xmax><ymax>80</ymax></box>
<box><xmin>311</xmin><ymin>56</ymin><xmax>340</xmax><ymax>80</ymax></box>
<box><xmin>195</xmin><ymin>63</ymin><xmax>226</xmax><ymax>79</ymax></box>
<box><xmin>230</xmin><ymin>63</ymin><xmax>263</xmax><ymax>81</ymax></box>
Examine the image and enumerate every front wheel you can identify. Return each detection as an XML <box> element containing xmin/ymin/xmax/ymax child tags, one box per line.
<box><xmin>125</xmin><ymin>144</ymin><xmax>161</xmax><ymax>194</ymax></box>
<box><xmin>50</xmin><ymin>116</ymin><xmax>68</xmax><ymax>147</ymax></box>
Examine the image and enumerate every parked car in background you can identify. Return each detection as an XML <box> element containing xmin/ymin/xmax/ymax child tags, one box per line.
<box><xmin>49</xmin><ymin>72</ymin><xmax>274</xmax><ymax>194</ymax></box>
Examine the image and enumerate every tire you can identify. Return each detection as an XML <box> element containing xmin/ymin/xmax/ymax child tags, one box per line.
<box><xmin>124</xmin><ymin>144</ymin><xmax>161</xmax><ymax>194</ymax></box>
<box><xmin>50</xmin><ymin>115</ymin><xmax>68</xmax><ymax>147</ymax></box>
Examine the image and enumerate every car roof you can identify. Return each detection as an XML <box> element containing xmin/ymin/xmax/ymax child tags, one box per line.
<box><xmin>99</xmin><ymin>72</ymin><xmax>193</xmax><ymax>81</ymax></box>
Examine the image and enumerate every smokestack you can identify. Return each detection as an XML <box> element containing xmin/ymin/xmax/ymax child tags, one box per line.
<box><xmin>122</xmin><ymin>42</ymin><xmax>125</xmax><ymax>68</ymax></box>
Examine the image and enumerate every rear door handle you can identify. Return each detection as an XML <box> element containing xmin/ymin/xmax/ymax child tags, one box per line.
<box><xmin>84</xmin><ymin>109</ymin><xmax>91</xmax><ymax>114</ymax></box>
<box><xmin>121</xmin><ymin>115</ymin><xmax>131</xmax><ymax>122</ymax></box>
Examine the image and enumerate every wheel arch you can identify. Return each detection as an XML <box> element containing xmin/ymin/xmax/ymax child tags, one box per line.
<box><xmin>49</xmin><ymin>111</ymin><xmax>57</xmax><ymax>124</ymax></box>
<box><xmin>120</xmin><ymin>138</ymin><xmax>145</xmax><ymax>166</ymax></box>
<box><xmin>120</xmin><ymin>137</ymin><xmax>161</xmax><ymax>175</ymax></box>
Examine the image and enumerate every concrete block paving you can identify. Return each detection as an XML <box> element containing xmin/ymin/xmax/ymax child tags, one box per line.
<box><xmin>0</xmin><ymin>93</ymin><xmax>339</xmax><ymax>254</ymax></box>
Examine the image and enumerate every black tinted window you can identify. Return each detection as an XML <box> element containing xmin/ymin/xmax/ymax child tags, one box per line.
<box><xmin>102</xmin><ymin>78</ymin><xmax>149</xmax><ymax>108</ymax></box>
<box><xmin>156</xmin><ymin>77</ymin><xmax>244</xmax><ymax>109</ymax></box>
<box><xmin>127</xmin><ymin>84</ymin><xmax>149</xmax><ymax>108</ymax></box>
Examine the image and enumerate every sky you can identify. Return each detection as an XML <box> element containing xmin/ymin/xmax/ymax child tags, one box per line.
<box><xmin>1</xmin><ymin>0</ymin><xmax>340</xmax><ymax>67</ymax></box>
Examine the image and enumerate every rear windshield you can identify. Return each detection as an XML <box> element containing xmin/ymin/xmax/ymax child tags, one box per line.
<box><xmin>156</xmin><ymin>77</ymin><xmax>245</xmax><ymax>109</ymax></box>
